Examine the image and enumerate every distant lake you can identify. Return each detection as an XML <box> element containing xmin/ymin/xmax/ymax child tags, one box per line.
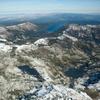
<box><xmin>47</xmin><ymin>22</ymin><xmax>65</xmax><ymax>33</ymax></box>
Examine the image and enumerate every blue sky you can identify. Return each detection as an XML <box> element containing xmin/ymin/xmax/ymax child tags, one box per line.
<box><xmin>0</xmin><ymin>0</ymin><xmax>100</xmax><ymax>14</ymax></box>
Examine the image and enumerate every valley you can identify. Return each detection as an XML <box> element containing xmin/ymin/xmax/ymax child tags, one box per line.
<box><xmin>0</xmin><ymin>13</ymin><xmax>100</xmax><ymax>100</ymax></box>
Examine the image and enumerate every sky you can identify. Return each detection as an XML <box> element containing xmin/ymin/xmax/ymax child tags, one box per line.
<box><xmin>0</xmin><ymin>0</ymin><xmax>100</xmax><ymax>14</ymax></box>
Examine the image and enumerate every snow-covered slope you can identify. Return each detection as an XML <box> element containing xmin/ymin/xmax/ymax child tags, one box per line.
<box><xmin>0</xmin><ymin>24</ymin><xmax>100</xmax><ymax>100</ymax></box>
<box><xmin>0</xmin><ymin>22</ymin><xmax>38</xmax><ymax>42</ymax></box>
<box><xmin>0</xmin><ymin>42</ymin><xmax>92</xmax><ymax>100</ymax></box>
<box><xmin>20</xmin><ymin>83</ymin><xmax>92</xmax><ymax>100</ymax></box>
<box><xmin>7</xmin><ymin>22</ymin><xmax>38</xmax><ymax>32</ymax></box>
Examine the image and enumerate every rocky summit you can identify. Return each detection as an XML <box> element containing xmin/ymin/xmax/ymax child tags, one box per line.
<box><xmin>0</xmin><ymin>23</ymin><xmax>100</xmax><ymax>100</ymax></box>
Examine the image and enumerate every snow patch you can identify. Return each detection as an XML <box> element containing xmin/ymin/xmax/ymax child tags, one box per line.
<box><xmin>0</xmin><ymin>43</ymin><xmax>12</xmax><ymax>52</ymax></box>
<box><xmin>0</xmin><ymin>27</ymin><xmax>7</xmax><ymax>32</ymax></box>
<box><xmin>22</xmin><ymin>84</ymin><xmax>92</xmax><ymax>100</ymax></box>
<box><xmin>58</xmin><ymin>32</ymin><xmax>78</xmax><ymax>42</ymax></box>
<box><xmin>34</xmin><ymin>38</ymin><xmax>49</xmax><ymax>46</ymax></box>
<box><xmin>63</xmin><ymin>33</ymin><xmax>78</xmax><ymax>42</ymax></box>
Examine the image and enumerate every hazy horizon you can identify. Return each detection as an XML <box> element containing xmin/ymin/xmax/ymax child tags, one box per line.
<box><xmin>0</xmin><ymin>0</ymin><xmax>100</xmax><ymax>15</ymax></box>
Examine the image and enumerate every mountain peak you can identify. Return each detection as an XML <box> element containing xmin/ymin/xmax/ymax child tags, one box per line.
<box><xmin>7</xmin><ymin>22</ymin><xmax>38</xmax><ymax>31</ymax></box>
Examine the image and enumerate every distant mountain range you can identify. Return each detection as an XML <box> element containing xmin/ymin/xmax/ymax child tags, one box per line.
<box><xmin>0</xmin><ymin>13</ymin><xmax>100</xmax><ymax>26</ymax></box>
